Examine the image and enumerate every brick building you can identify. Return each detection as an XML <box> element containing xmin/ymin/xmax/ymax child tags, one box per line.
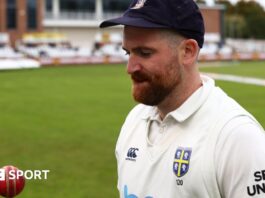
<box><xmin>200</xmin><ymin>4</ymin><xmax>225</xmax><ymax>46</ymax></box>
<box><xmin>0</xmin><ymin>0</ymin><xmax>43</xmax><ymax>46</ymax></box>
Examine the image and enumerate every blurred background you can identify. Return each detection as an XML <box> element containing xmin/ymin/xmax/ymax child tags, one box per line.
<box><xmin>0</xmin><ymin>0</ymin><xmax>265</xmax><ymax>197</ymax></box>
<box><xmin>1</xmin><ymin>0</ymin><xmax>265</xmax><ymax>68</ymax></box>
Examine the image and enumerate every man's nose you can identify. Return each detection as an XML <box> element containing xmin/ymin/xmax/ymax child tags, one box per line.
<box><xmin>127</xmin><ymin>55</ymin><xmax>141</xmax><ymax>74</ymax></box>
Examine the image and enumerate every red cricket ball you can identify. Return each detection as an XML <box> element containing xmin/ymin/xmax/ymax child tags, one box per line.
<box><xmin>0</xmin><ymin>165</ymin><xmax>25</xmax><ymax>198</ymax></box>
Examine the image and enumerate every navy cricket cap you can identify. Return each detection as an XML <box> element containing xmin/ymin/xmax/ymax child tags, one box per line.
<box><xmin>99</xmin><ymin>0</ymin><xmax>205</xmax><ymax>48</ymax></box>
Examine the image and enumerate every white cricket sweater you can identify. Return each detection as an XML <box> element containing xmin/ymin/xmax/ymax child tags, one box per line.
<box><xmin>116</xmin><ymin>75</ymin><xmax>265</xmax><ymax>198</ymax></box>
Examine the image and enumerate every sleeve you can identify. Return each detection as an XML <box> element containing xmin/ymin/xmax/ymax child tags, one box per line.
<box><xmin>215</xmin><ymin>117</ymin><xmax>265</xmax><ymax>198</ymax></box>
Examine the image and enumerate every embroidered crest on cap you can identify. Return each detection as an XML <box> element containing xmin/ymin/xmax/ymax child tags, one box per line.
<box><xmin>131</xmin><ymin>0</ymin><xmax>147</xmax><ymax>9</ymax></box>
<box><xmin>173</xmin><ymin>147</ymin><xmax>192</xmax><ymax>177</ymax></box>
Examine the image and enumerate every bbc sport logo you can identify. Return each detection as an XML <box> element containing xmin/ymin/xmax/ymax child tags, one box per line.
<box><xmin>0</xmin><ymin>169</ymin><xmax>5</xmax><ymax>181</ymax></box>
<box><xmin>0</xmin><ymin>168</ymin><xmax>50</xmax><ymax>181</ymax></box>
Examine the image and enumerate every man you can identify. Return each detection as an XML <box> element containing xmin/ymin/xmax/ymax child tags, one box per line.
<box><xmin>100</xmin><ymin>0</ymin><xmax>265</xmax><ymax>197</ymax></box>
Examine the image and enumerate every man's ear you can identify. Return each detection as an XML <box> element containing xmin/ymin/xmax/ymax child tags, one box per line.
<box><xmin>180</xmin><ymin>39</ymin><xmax>199</xmax><ymax>66</ymax></box>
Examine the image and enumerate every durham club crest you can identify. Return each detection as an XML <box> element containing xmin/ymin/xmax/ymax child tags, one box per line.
<box><xmin>173</xmin><ymin>147</ymin><xmax>192</xmax><ymax>177</ymax></box>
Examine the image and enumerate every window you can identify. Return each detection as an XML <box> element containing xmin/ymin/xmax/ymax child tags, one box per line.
<box><xmin>27</xmin><ymin>0</ymin><xmax>37</xmax><ymax>29</ymax></box>
<box><xmin>103</xmin><ymin>0</ymin><xmax>130</xmax><ymax>12</ymax></box>
<box><xmin>46</xmin><ymin>0</ymin><xmax>53</xmax><ymax>12</ymax></box>
<box><xmin>6</xmin><ymin>0</ymin><xmax>17</xmax><ymax>29</ymax></box>
<box><xmin>60</xmin><ymin>0</ymin><xmax>95</xmax><ymax>12</ymax></box>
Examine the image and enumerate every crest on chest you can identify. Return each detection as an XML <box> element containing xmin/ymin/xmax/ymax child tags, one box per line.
<box><xmin>173</xmin><ymin>147</ymin><xmax>192</xmax><ymax>177</ymax></box>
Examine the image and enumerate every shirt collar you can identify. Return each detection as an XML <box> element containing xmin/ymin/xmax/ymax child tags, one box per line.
<box><xmin>141</xmin><ymin>75</ymin><xmax>215</xmax><ymax>122</ymax></box>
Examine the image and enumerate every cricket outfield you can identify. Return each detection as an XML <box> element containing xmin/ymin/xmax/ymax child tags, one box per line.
<box><xmin>0</xmin><ymin>61</ymin><xmax>264</xmax><ymax>197</ymax></box>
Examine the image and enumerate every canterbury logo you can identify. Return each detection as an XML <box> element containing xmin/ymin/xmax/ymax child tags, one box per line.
<box><xmin>126</xmin><ymin>148</ymin><xmax>139</xmax><ymax>161</ymax></box>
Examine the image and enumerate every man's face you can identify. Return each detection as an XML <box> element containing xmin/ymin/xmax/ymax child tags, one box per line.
<box><xmin>123</xmin><ymin>26</ymin><xmax>183</xmax><ymax>106</ymax></box>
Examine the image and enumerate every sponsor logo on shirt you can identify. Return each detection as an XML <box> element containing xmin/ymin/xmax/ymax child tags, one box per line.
<box><xmin>124</xmin><ymin>185</ymin><xmax>153</xmax><ymax>198</ymax></box>
<box><xmin>126</xmin><ymin>147</ymin><xmax>139</xmax><ymax>162</ymax></box>
<box><xmin>247</xmin><ymin>169</ymin><xmax>265</xmax><ymax>196</ymax></box>
<box><xmin>173</xmin><ymin>147</ymin><xmax>192</xmax><ymax>177</ymax></box>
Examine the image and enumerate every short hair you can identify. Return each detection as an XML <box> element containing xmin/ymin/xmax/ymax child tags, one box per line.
<box><xmin>159</xmin><ymin>29</ymin><xmax>186</xmax><ymax>49</ymax></box>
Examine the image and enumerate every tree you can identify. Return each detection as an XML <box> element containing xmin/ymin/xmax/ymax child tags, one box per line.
<box><xmin>225</xmin><ymin>15</ymin><xmax>246</xmax><ymax>38</ymax></box>
<box><xmin>218</xmin><ymin>0</ymin><xmax>265</xmax><ymax>39</ymax></box>
<box><xmin>236</xmin><ymin>1</ymin><xmax>265</xmax><ymax>39</ymax></box>
<box><xmin>215</xmin><ymin>0</ymin><xmax>235</xmax><ymax>15</ymax></box>
<box><xmin>196</xmin><ymin>0</ymin><xmax>206</xmax><ymax>5</ymax></box>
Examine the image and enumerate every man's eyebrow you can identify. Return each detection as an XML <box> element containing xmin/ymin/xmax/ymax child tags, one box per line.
<box><xmin>122</xmin><ymin>46</ymin><xmax>155</xmax><ymax>52</ymax></box>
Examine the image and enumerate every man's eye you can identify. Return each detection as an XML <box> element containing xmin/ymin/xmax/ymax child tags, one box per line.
<box><xmin>139</xmin><ymin>50</ymin><xmax>152</xmax><ymax>57</ymax></box>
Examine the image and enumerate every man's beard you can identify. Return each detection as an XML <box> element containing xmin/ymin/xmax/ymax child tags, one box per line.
<box><xmin>130</xmin><ymin>68</ymin><xmax>180</xmax><ymax>106</ymax></box>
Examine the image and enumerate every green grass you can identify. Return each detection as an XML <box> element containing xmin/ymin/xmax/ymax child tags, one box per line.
<box><xmin>0</xmin><ymin>65</ymin><xmax>134</xmax><ymax>198</ymax></box>
<box><xmin>199</xmin><ymin>61</ymin><xmax>265</xmax><ymax>78</ymax></box>
<box><xmin>0</xmin><ymin>62</ymin><xmax>264</xmax><ymax>197</ymax></box>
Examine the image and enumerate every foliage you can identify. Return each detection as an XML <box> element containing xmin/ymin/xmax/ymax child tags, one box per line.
<box><xmin>217</xmin><ymin>0</ymin><xmax>265</xmax><ymax>39</ymax></box>
<box><xmin>196</xmin><ymin>0</ymin><xmax>206</xmax><ymax>4</ymax></box>
<box><xmin>225</xmin><ymin>15</ymin><xmax>246</xmax><ymax>38</ymax></box>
